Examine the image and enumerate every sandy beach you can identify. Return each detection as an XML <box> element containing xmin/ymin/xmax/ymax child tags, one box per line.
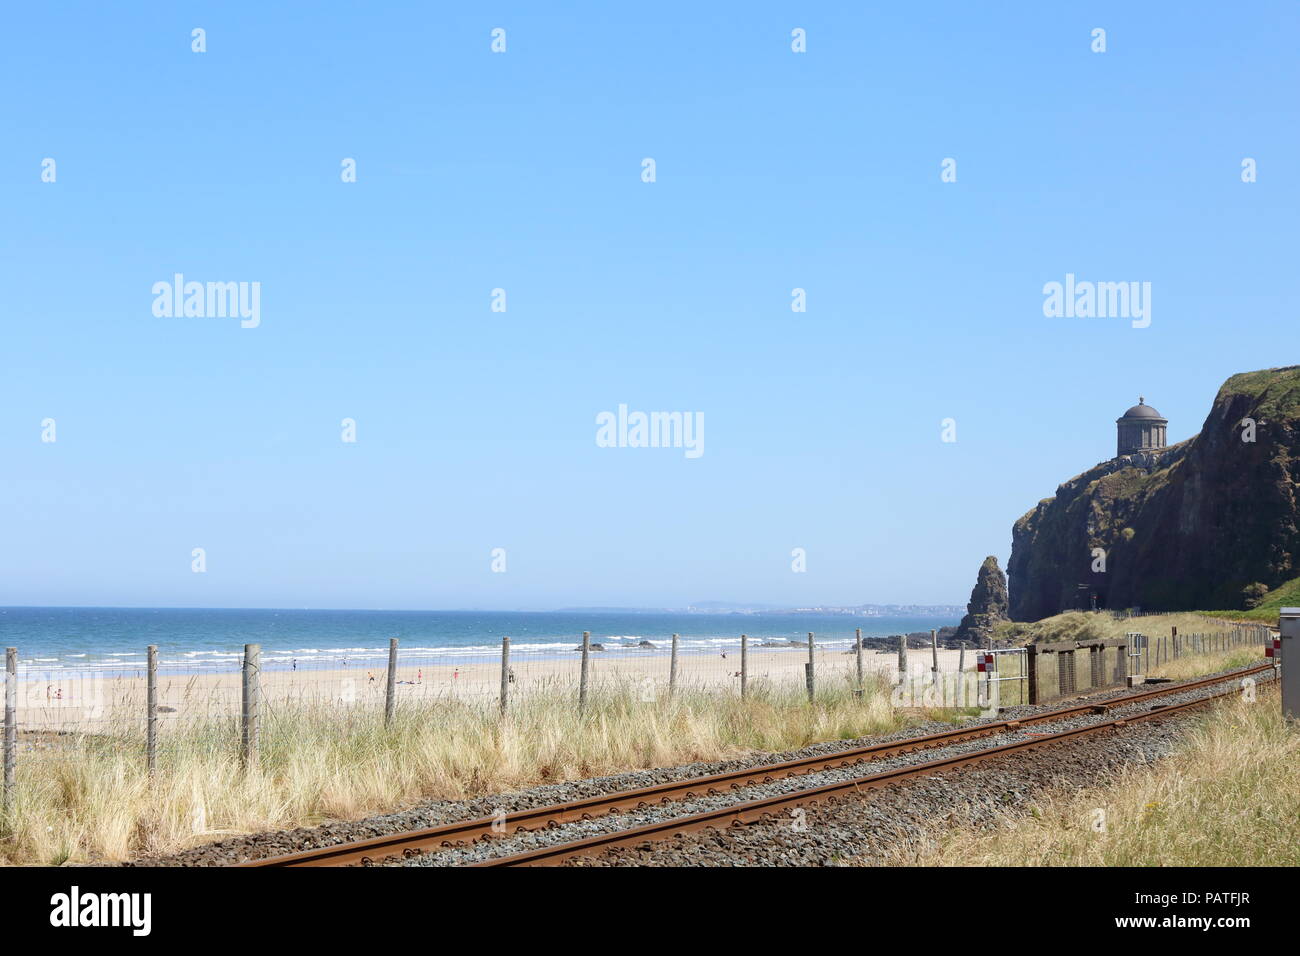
<box><xmin>12</xmin><ymin>645</ymin><xmax>968</xmax><ymax>733</ymax></box>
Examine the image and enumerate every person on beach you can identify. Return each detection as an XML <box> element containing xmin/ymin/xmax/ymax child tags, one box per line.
<box><xmin>417</xmin><ymin>669</ymin><xmax>422</xmax><ymax>684</ymax></box>
<box><xmin>292</xmin><ymin>659</ymin><xmax>297</xmax><ymax>671</ymax></box>
<box><xmin>368</xmin><ymin>671</ymin><xmax>375</xmax><ymax>684</ymax></box>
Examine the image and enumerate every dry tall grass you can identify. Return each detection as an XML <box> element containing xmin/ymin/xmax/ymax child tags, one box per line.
<box><xmin>0</xmin><ymin>674</ymin><xmax>909</xmax><ymax>865</ymax></box>
<box><xmin>2</xmin><ymin>634</ymin><xmax>1271</xmax><ymax>866</ymax></box>
<box><xmin>902</xmin><ymin>688</ymin><xmax>1297</xmax><ymax>866</ymax></box>
<box><xmin>995</xmin><ymin>610</ymin><xmax>1240</xmax><ymax>646</ymax></box>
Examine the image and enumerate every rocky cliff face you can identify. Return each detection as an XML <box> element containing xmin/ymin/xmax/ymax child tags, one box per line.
<box><xmin>1009</xmin><ymin>366</ymin><xmax>1300</xmax><ymax>620</ymax></box>
<box><xmin>954</xmin><ymin>556</ymin><xmax>1010</xmax><ymax>644</ymax></box>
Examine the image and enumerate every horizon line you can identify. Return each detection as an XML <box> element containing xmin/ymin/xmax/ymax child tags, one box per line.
<box><xmin>0</xmin><ymin>602</ymin><xmax>965</xmax><ymax>614</ymax></box>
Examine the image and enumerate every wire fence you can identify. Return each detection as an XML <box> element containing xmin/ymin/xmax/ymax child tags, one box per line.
<box><xmin>1</xmin><ymin>623</ymin><xmax>1275</xmax><ymax>812</ymax></box>
<box><xmin>0</xmin><ymin>630</ymin><xmax>974</xmax><ymax>796</ymax></box>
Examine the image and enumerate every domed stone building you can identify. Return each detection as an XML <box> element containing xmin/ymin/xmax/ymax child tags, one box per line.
<box><xmin>1116</xmin><ymin>397</ymin><xmax>1167</xmax><ymax>457</ymax></box>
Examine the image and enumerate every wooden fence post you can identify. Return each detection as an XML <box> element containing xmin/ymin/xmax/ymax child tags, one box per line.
<box><xmin>806</xmin><ymin>632</ymin><xmax>816</xmax><ymax>701</ymax></box>
<box><xmin>930</xmin><ymin>629</ymin><xmax>939</xmax><ymax>685</ymax></box>
<box><xmin>957</xmin><ymin>641</ymin><xmax>966</xmax><ymax>706</ymax></box>
<box><xmin>579</xmin><ymin>631</ymin><xmax>591</xmax><ymax>714</ymax></box>
<box><xmin>855</xmin><ymin>628</ymin><xmax>864</xmax><ymax>695</ymax></box>
<box><xmin>384</xmin><ymin>637</ymin><xmax>398</xmax><ymax>726</ymax></box>
<box><xmin>897</xmin><ymin>634</ymin><xmax>907</xmax><ymax>682</ymax></box>
<box><xmin>1026</xmin><ymin>644</ymin><xmax>1039</xmax><ymax>705</ymax></box>
<box><xmin>740</xmin><ymin>634</ymin><xmax>748</xmax><ymax>699</ymax></box>
<box><xmin>499</xmin><ymin>636</ymin><xmax>510</xmax><ymax>716</ymax></box>
<box><xmin>147</xmin><ymin>644</ymin><xmax>158</xmax><ymax>777</ymax></box>
<box><xmin>3</xmin><ymin>648</ymin><xmax>15</xmax><ymax>815</ymax></box>
<box><xmin>668</xmin><ymin>633</ymin><xmax>679</xmax><ymax>699</ymax></box>
<box><xmin>241</xmin><ymin>643</ymin><xmax>261</xmax><ymax>770</ymax></box>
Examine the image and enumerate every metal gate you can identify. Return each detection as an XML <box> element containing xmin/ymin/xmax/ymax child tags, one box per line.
<box><xmin>976</xmin><ymin>647</ymin><xmax>1028</xmax><ymax>707</ymax></box>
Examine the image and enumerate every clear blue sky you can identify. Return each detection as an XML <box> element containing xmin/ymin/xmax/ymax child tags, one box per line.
<box><xmin>2</xmin><ymin>2</ymin><xmax>1297</xmax><ymax>610</ymax></box>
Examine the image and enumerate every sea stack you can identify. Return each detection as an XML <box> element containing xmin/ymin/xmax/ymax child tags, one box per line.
<box><xmin>953</xmin><ymin>556</ymin><xmax>1010</xmax><ymax>645</ymax></box>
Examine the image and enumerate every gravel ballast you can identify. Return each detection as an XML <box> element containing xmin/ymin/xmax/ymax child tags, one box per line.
<box><xmin>127</xmin><ymin>665</ymin><xmax>1272</xmax><ymax>867</ymax></box>
<box><xmin>398</xmin><ymin>669</ymin><xmax>1272</xmax><ymax>866</ymax></box>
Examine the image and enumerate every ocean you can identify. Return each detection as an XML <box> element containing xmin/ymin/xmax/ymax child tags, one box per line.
<box><xmin>0</xmin><ymin>607</ymin><xmax>958</xmax><ymax>674</ymax></box>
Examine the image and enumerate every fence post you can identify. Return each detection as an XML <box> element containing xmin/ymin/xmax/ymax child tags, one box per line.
<box><xmin>957</xmin><ymin>641</ymin><xmax>967</xmax><ymax>707</ymax></box>
<box><xmin>1026</xmin><ymin>644</ymin><xmax>1039</xmax><ymax>705</ymax></box>
<box><xmin>579</xmin><ymin>631</ymin><xmax>591</xmax><ymax>714</ymax></box>
<box><xmin>740</xmin><ymin>634</ymin><xmax>748</xmax><ymax>699</ymax></box>
<box><xmin>930</xmin><ymin>629</ymin><xmax>939</xmax><ymax>685</ymax></box>
<box><xmin>499</xmin><ymin>636</ymin><xmax>510</xmax><ymax>716</ymax></box>
<box><xmin>668</xmin><ymin>633</ymin><xmax>679</xmax><ymax>699</ymax></box>
<box><xmin>385</xmin><ymin>637</ymin><xmax>399</xmax><ymax>726</ymax></box>
<box><xmin>855</xmin><ymin>628</ymin><xmax>864</xmax><ymax>694</ymax></box>
<box><xmin>147</xmin><ymin>644</ymin><xmax>158</xmax><ymax>777</ymax></box>
<box><xmin>897</xmin><ymin>634</ymin><xmax>907</xmax><ymax>683</ymax></box>
<box><xmin>241</xmin><ymin>643</ymin><xmax>261</xmax><ymax>770</ymax></box>
<box><xmin>806</xmin><ymin>632</ymin><xmax>816</xmax><ymax>702</ymax></box>
<box><xmin>4</xmin><ymin>648</ymin><xmax>15</xmax><ymax>816</ymax></box>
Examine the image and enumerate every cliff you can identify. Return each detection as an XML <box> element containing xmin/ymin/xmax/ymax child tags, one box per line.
<box><xmin>1008</xmin><ymin>366</ymin><xmax>1300</xmax><ymax>620</ymax></box>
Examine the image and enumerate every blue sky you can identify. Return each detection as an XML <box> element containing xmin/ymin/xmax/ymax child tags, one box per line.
<box><xmin>2</xmin><ymin>2</ymin><xmax>1297</xmax><ymax>610</ymax></box>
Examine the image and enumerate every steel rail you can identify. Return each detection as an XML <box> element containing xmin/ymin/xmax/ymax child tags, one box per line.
<box><xmin>238</xmin><ymin>662</ymin><xmax>1272</xmax><ymax>867</ymax></box>
<box><xmin>475</xmin><ymin>678</ymin><xmax>1267</xmax><ymax>867</ymax></box>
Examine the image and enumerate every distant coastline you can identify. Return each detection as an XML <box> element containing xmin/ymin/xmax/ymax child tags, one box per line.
<box><xmin>557</xmin><ymin>603</ymin><xmax>965</xmax><ymax>617</ymax></box>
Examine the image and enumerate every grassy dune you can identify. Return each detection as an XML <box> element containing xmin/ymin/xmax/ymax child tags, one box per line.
<box><xmin>0</xmin><ymin>675</ymin><xmax>910</xmax><ymax>865</ymax></box>
<box><xmin>994</xmin><ymin>610</ymin><xmax>1246</xmax><ymax>646</ymax></box>
<box><xmin>901</xmin><ymin>687</ymin><xmax>1296</xmax><ymax>867</ymax></box>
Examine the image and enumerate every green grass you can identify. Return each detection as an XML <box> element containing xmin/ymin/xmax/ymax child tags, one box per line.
<box><xmin>1201</xmin><ymin>573</ymin><xmax>1300</xmax><ymax>623</ymax></box>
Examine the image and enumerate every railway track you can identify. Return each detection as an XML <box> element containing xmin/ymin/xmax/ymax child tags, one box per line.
<box><xmin>240</xmin><ymin>662</ymin><xmax>1273</xmax><ymax>868</ymax></box>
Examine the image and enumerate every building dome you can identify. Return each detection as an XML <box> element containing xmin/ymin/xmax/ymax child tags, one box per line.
<box><xmin>1119</xmin><ymin>398</ymin><xmax>1165</xmax><ymax>421</ymax></box>
<box><xmin>1115</xmin><ymin>396</ymin><xmax>1168</xmax><ymax>457</ymax></box>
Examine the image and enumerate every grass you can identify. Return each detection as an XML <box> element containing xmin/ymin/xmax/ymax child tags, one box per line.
<box><xmin>0</xmin><ymin>673</ymin><xmax>927</xmax><ymax>866</ymax></box>
<box><xmin>1202</xmin><ymin>573</ymin><xmax>1300</xmax><ymax>623</ymax></box>
<box><xmin>0</xmin><ymin>617</ymin><xmax>1271</xmax><ymax>866</ymax></box>
<box><xmin>994</xmin><ymin>610</ymin><xmax>1239</xmax><ymax>646</ymax></box>
<box><xmin>897</xmin><ymin>686</ymin><xmax>1298</xmax><ymax>866</ymax></box>
<box><xmin>1146</xmin><ymin>646</ymin><xmax>1263</xmax><ymax>681</ymax></box>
